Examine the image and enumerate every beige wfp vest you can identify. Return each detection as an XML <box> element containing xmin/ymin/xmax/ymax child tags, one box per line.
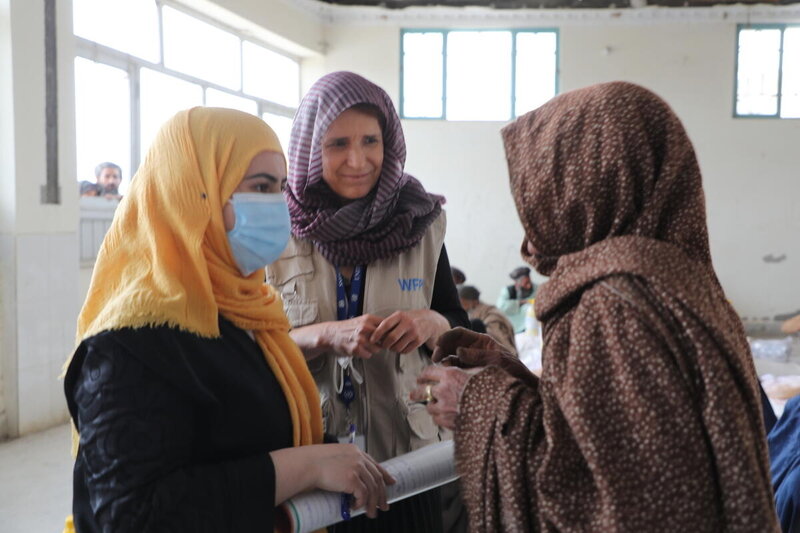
<box><xmin>265</xmin><ymin>213</ymin><xmax>446</xmax><ymax>462</ymax></box>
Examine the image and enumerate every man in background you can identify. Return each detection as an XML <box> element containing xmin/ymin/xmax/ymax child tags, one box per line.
<box><xmin>451</xmin><ymin>267</ymin><xmax>466</xmax><ymax>287</ymax></box>
<box><xmin>459</xmin><ymin>285</ymin><xmax>517</xmax><ymax>356</ymax></box>
<box><xmin>95</xmin><ymin>162</ymin><xmax>122</xmax><ymax>198</ymax></box>
<box><xmin>496</xmin><ymin>266</ymin><xmax>536</xmax><ymax>333</ymax></box>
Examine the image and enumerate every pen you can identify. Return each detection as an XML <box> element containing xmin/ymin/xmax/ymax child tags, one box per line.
<box><xmin>340</xmin><ymin>423</ymin><xmax>357</xmax><ymax>521</ymax></box>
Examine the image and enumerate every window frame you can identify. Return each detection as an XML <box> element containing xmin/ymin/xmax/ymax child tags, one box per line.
<box><xmin>399</xmin><ymin>27</ymin><xmax>560</xmax><ymax>121</ymax></box>
<box><xmin>74</xmin><ymin>0</ymin><xmax>301</xmax><ymax>176</ymax></box>
<box><xmin>734</xmin><ymin>23</ymin><xmax>800</xmax><ymax>119</ymax></box>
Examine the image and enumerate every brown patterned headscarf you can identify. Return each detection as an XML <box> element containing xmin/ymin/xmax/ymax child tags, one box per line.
<box><xmin>503</xmin><ymin>81</ymin><xmax>711</xmax><ymax>276</ymax></box>
<box><xmin>286</xmin><ymin>71</ymin><xmax>444</xmax><ymax>266</ymax></box>
<box><xmin>451</xmin><ymin>82</ymin><xmax>778</xmax><ymax>531</ymax></box>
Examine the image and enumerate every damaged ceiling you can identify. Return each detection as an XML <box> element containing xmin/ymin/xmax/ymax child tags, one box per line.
<box><xmin>318</xmin><ymin>0</ymin><xmax>800</xmax><ymax>8</ymax></box>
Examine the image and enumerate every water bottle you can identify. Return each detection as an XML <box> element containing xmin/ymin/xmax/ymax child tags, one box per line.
<box><xmin>524</xmin><ymin>299</ymin><xmax>538</xmax><ymax>337</ymax></box>
<box><xmin>522</xmin><ymin>299</ymin><xmax>543</xmax><ymax>371</ymax></box>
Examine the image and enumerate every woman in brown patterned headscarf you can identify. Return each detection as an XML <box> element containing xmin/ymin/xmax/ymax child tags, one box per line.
<box><xmin>412</xmin><ymin>82</ymin><xmax>779</xmax><ymax>532</ymax></box>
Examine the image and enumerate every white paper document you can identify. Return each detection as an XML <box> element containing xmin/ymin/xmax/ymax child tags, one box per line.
<box><xmin>282</xmin><ymin>440</ymin><xmax>458</xmax><ymax>533</ymax></box>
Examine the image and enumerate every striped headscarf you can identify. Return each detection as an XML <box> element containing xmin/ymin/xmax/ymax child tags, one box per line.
<box><xmin>286</xmin><ymin>71</ymin><xmax>444</xmax><ymax>266</ymax></box>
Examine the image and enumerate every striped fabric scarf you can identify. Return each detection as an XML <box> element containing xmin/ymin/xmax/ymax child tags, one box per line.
<box><xmin>286</xmin><ymin>71</ymin><xmax>444</xmax><ymax>266</ymax></box>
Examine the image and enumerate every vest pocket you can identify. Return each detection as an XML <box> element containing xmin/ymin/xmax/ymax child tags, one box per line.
<box><xmin>265</xmin><ymin>240</ymin><xmax>314</xmax><ymax>287</ymax></box>
<box><xmin>283</xmin><ymin>295</ymin><xmax>319</xmax><ymax>328</ymax></box>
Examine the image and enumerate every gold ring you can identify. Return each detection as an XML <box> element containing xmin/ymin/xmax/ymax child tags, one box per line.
<box><xmin>424</xmin><ymin>384</ymin><xmax>435</xmax><ymax>404</ymax></box>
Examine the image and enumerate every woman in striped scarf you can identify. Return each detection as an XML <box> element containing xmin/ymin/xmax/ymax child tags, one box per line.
<box><xmin>266</xmin><ymin>71</ymin><xmax>469</xmax><ymax>532</ymax></box>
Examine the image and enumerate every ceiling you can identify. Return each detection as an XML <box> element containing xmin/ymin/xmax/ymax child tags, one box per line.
<box><xmin>318</xmin><ymin>0</ymin><xmax>799</xmax><ymax>8</ymax></box>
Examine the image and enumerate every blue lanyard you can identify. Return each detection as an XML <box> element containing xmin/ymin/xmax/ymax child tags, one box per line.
<box><xmin>334</xmin><ymin>265</ymin><xmax>364</xmax><ymax>411</ymax></box>
<box><xmin>335</xmin><ymin>266</ymin><xmax>365</xmax><ymax>522</ymax></box>
<box><xmin>335</xmin><ymin>265</ymin><xmax>364</xmax><ymax>321</ymax></box>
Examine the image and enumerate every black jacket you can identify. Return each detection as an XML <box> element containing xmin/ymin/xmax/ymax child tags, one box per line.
<box><xmin>65</xmin><ymin>316</ymin><xmax>292</xmax><ymax>533</ymax></box>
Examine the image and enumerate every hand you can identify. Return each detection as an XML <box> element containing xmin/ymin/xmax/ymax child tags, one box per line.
<box><xmin>370</xmin><ymin>309</ymin><xmax>448</xmax><ymax>354</ymax></box>
<box><xmin>433</xmin><ymin>327</ymin><xmax>538</xmax><ymax>389</ymax></box>
<box><xmin>432</xmin><ymin>327</ymin><xmax>509</xmax><ymax>365</ymax></box>
<box><xmin>325</xmin><ymin>315</ymin><xmax>384</xmax><ymax>359</ymax></box>
<box><xmin>311</xmin><ymin>444</ymin><xmax>396</xmax><ymax>518</ymax></box>
<box><xmin>409</xmin><ymin>365</ymin><xmax>479</xmax><ymax>430</ymax></box>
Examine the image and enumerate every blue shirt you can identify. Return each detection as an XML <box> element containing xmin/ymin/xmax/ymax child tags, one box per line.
<box><xmin>769</xmin><ymin>395</ymin><xmax>800</xmax><ymax>533</ymax></box>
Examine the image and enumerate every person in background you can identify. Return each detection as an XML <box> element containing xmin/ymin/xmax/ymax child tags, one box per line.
<box><xmin>266</xmin><ymin>71</ymin><xmax>469</xmax><ymax>533</ymax></box>
<box><xmin>412</xmin><ymin>82</ymin><xmax>779</xmax><ymax>531</ymax></box>
<box><xmin>768</xmin><ymin>395</ymin><xmax>800</xmax><ymax>533</ymax></box>
<box><xmin>458</xmin><ymin>285</ymin><xmax>517</xmax><ymax>356</ymax></box>
<box><xmin>495</xmin><ymin>265</ymin><xmax>536</xmax><ymax>333</ymax></box>
<box><xmin>781</xmin><ymin>313</ymin><xmax>800</xmax><ymax>335</ymax></box>
<box><xmin>78</xmin><ymin>180</ymin><xmax>101</xmax><ymax>197</ymax></box>
<box><xmin>63</xmin><ymin>108</ymin><xmax>393</xmax><ymax>533</ymax></box>
<box><xmin>451</xmin><ymin>267</ymin><xmax>466</xmax><ymax>286</ymax></box>
<box><xmin>94</xmin><ymin>161</ymin><xmax>123</xmax><ymax>197</ymax></box>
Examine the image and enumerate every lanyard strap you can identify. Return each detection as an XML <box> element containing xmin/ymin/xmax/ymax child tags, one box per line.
<box><xmin>335</xmin><ymin>265</ymin><xmax>364</xmax><ymax>321</ymax></box>
<box><xmin>335</xmin><ymin>265</ymin><xmax>365</xmax><ymax>410</ymax></box>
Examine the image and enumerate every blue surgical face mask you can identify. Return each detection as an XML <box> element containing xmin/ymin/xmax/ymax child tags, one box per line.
<box><xmin>226</xmin><ymin>192</ymin><xmax>291</xmax><ymax>276</ymax></box>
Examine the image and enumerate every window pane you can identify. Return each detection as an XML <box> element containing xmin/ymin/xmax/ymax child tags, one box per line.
<box><xmin>446</xmin><ymin>31</ymin><xmax>512</xmax><ymax>121</ymax></box>
<box><xmin>262</xmin><ymin>113</ymin><xmax>294</xmax><ymax>155</ymax></box>
<box><xmin>736</xmin><ymin>28</ymin><xmax>781</xmax><ymax>116</ymax></box>
<box><xmin>74</xmin><ymin>58</ymin><xmax>131</xmax><ymax>192</ymax></box>
<box><xmin>205</xmin><ymin>88</ymin><xmax>258</xmax><ymax>115</ymax></box>
<box><xmin>162</xmin><ymin>6</ymin><xmax>241</xmax><ymax>90</ymax></box>
<box><xmin>73</xmin><ymin>0</ymin><xmax>159</xmax><ymax>62</ymax></box>
<box><xmin>140</xmin><ymin>68</ymin><xmax>203</xmax><ymax>158</ymax></box>
<box><xmin>780</xmin><ymin>28</ymin><xmax>800</xmax><ymax>118</ymax></box>
<box><xmin>402</xmin><ymin>33</ymin><xmax>444</xmax><ymax>118</ymax></box>
<box><xmin>515</xmin><ymin>32</ymin><xmax>557</xmax><ymax>117</ymax></box>
<box><xmin>243</xmin><ymin>42</ymin><xmax>300</xmax><ymax>107</ymax></box>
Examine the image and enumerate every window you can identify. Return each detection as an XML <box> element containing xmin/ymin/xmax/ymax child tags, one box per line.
<box><xmin>74</xmin><ymin>58</ymin><xmax>130</xmax><ymax>186</ymax></box>
<box><xmin>401</xmin><ymin>29</ymin><xmax>558</xmax><ymax>121</ymax></box>
<box><xmin>162</xmin><ymin>6</ymin><xmax>241</xmax><ymax>90</ymax></box>
<box><xmin>73</xmin><ymin>0</ymin><xmax>160</xmax><ymax>63</ymax></box>
<box><xmin>446</xmin><ymin>32</ymin><xmax>512</xmax><ymax>121</ymax></box>
<box><xmin>139</xmin><ymin>68</ymin><xmax>204</xmax><ymax>158</ymax></box>
<box><xmin>735</xmin><ymin>25</ymin><xmax>800</xmax><ymax>118</ymax></box>
<box><xmin>244</xmin><ymin>42</ymin><xmax>300</xmax><ymax>108</ymax></box>
<box><xmin>72</xmin><ymin>0</ymin><xmax>301</xmax><ymax>186</ymax></box>
<box><xmin>262</xmin><ymin>112</ymin><xmax>295</xmax><ymax>154</ymax></box>
<box><xmin>206</xmin><ymin>89</ymin><xmax>259</xmax><ymax>115</ymax></box>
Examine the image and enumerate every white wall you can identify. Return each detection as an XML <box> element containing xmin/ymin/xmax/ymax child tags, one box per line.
<box><xmin>0</xmin><ymin>1</ymin><xmax>16</xmax><ymax>235</ymax></box>
<box><xmin>320</xmin><ymin>14</ymin><xmax>800</xmax><ymax>318</ymax></box>
<box><xmin>562</xmin><ymin>23</ymin><xmax>800</xmax><ymax>319</ymax></box>
<box><xmin>0</xmin><ymin>0</ymin><xmax>80</xmax><ymax>438</ymax></box>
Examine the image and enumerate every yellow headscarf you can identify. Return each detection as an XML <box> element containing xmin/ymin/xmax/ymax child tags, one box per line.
<box><xmin>69</xmin><ymin>107</ymin><xmax>322</xmax><ymax>448</ymax></box>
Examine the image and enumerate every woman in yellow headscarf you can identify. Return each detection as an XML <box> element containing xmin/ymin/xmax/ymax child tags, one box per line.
<box><xmin>63</xmin><ymin>107</ymin><xmax>393</xmax><ymax>533</ymax></box>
